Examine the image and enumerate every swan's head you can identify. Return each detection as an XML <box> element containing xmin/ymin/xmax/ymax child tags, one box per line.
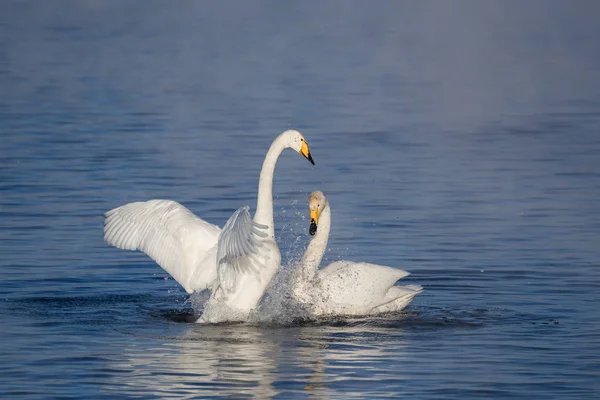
<box><xmin>281</xmin><ymin>130</ymin><xmax>314</xmax><ymax>165</ymax></box>
<box><xmin>308</xmin><ymin>191</ymin><xmax>327</xmax><ymax>236</ymax></box>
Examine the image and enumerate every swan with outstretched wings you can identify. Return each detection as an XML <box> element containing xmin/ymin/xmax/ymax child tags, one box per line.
<box><xmin>104</xmin><ymin>130</ymin><xmax>315</xmax><ymax>323</ymax></box>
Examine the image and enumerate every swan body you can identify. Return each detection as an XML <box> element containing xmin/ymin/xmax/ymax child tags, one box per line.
<box><xmin>104</xmin><ymin>130</ymin><xmax>315</xmax><ymax>323</ymax></box>
<box><xmin>292</xmin><ymin>191</ymin><xmax>422</xmax><ymax>317</ymax></box>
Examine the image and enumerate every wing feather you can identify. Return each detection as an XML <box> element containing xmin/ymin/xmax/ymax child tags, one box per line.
<box><xmin>103</xmin><ymin>199</ymin><xmax>221</xmax><ymax>292</ymax></box>
<box><xmin>216</xmin><ymin>206</ymin><xmax>268</xmax><ymax>274</ymax></box>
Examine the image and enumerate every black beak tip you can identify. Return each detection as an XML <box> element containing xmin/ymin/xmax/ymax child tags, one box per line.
<box><xmin>307</xmin><ymin>153</ymin><xmax>315</xmax><ymax>165</ymax></box>
<box><xmin>309</xmin><ymin>220</ymin><xmax>317</xmax><ymax>236</ymax></box>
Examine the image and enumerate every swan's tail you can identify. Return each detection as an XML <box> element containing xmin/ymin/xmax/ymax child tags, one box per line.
<box><xmin>372</xmin><ymin>285</ymin><xmax>423</xmax><ymax>314</ymax></box>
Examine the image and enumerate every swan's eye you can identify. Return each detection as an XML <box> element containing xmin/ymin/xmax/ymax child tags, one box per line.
<box><xmin>300</xmin><ymin>138</ymin><xmax>304</xmax><ymax>142</ymax></box>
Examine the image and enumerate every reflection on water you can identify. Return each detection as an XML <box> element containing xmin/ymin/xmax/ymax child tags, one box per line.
<box><xmin>108</xmin><ymin>325</ymin><xmax>280</xmax><ymax>398</ymax></box>
<box><xmin>106</xmin><ymin>317</ymin><xmax>414</xmax><ymax>398</ymax></box>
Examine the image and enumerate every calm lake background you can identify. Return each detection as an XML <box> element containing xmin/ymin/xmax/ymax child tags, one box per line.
<box><xmin>1</xmin><ymin>1</ymin><xmax>600</xmax><ymax>398</ymax></box>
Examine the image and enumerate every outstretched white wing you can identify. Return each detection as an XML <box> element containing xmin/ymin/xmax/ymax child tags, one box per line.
<box><xmin>217</xmin><ymin>205</ymin><xmax>268</xmax><ymax>275</ymax></box>
<box><xmin>103</xmin><ymin>199</ymin><xmax>222</xmax><ymax>293</ymax></box>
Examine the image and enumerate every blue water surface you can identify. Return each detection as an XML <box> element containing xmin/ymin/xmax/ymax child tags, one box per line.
<box><xmin>1</xmin><ymin>1</ymin><xmax>600</xmax><ymax>398</ymax></box>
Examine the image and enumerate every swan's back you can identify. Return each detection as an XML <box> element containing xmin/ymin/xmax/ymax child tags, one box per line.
<box><xmin>318</xmin><ymin>261</ymin><xmax>409</xmax><ymax>308</ymax></box>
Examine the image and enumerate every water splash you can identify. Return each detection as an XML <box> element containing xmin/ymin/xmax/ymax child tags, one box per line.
<box><xmin>185</xmin><ymin>203</ymin><xmax>313</xmax><ymax>324</ymax></box>
<box><xmin>249</xmin><ymin>264</ymin><xmax>313</xmax><ymax>325</ymax></box>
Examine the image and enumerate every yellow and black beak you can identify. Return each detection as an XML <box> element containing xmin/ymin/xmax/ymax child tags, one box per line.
<box><xmin>300</xmin><ymin>140</ymin><xmax>315</xmax><ymax>165</ymax></box>
<box><xmin>309</xmin><ymin>208</ymin><xmax>319</xmax><ymax>236</ymax></box>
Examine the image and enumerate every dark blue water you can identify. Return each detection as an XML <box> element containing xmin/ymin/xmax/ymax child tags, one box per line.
<box><xmin>1</xmin><ymin>1</ymin><xmax>600</xmax><ymax>398</ymax></box>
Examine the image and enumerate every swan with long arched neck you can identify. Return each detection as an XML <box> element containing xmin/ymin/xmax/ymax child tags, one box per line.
<box><xmin>253</xmin><ymin>132</ymin><xmax>313</xmax><ymax>238</ymax></box>
<box><xmin>292</xmin><ymin>191</ymin><xmax>422</xmax><ymax>316</ymax></box>
<box><xmin>103</xmin><ymin>130</ymin><xmax>314</xmax><ymax>323</ymax></box>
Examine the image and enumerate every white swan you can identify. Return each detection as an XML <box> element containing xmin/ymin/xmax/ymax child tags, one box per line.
<box><xmin>292</xmin><ymin>191</ymin><xmax>422</xmax><ymax>317</ymax></box>
<box><xmin>103</xmin><ymin>130</ymin><xmax>315</xmax><ymax>323</ymax></box>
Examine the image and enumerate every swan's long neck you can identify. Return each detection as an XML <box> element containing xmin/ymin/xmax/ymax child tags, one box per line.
<box><xmin>253</xmin><ymin>136</ymin><xmax>286</xmax><ymax>238</ymax></box>
<box><xmin>299</xmin><ymin>203</ymin><xmax>331</xmax><ymax>281</ymax></box>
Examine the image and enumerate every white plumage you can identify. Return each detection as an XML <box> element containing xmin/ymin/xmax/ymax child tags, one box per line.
<box><xmin>104</xmin><ymin>199</ymin><xmax>221</xmax><ymax>293</ymax></box>
<box><xmin>292</xmin><ymin>191</ymin><xmax>422</xmax><ymax>317</ymax></box>
<box><xmin>104</xmin><ymin>130</ymin><xmax>315</xmax><ymax>323</ymax></box>
<box><xmin>216</xmin><ymin>205</ymin><xmax>268</xmax><ymax>274</ymax></box>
